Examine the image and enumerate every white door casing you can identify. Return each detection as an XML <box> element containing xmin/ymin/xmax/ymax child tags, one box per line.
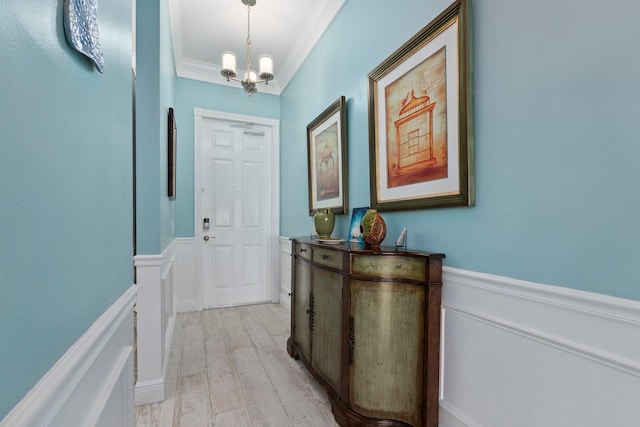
<box><xmin>194</xmin><ymin>108</ymin><xmax>280</xmax><ymax>309</ymax></box>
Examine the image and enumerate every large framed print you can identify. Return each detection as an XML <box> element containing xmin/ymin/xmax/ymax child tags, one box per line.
<box><xmin>368</xmin><ymin>0</ymin><xmax>474</xmax><ymax>211</ymax></box>
<box><xmin>307</xmin><ymin>96</ymin><xmax>348</xmax><ymax>215</ymax></box>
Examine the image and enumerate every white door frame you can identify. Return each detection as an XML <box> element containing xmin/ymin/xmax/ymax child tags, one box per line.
<box><xmin>193</xmin><ymin>108</ymin><xmax>280</xmax><ymax>311</ymax></box>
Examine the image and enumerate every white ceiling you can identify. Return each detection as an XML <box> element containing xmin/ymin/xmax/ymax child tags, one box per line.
<box><xmin>168</xmin><ymin>0</ymin><xmax>346</xmax><ymax>95</ymax></box>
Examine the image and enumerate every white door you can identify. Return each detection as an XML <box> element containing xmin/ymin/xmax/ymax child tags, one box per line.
<box><xmin>195</xmin><ymin>110</ymin><xmax>279</xmax><ymax>308</ymax></box>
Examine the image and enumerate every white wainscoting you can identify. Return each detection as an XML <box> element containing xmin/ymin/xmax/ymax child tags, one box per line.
<box><xmin>173</xmin><ymin>237</ymin><xmax>197</xmax><ymax>312</ymax></box>
<box><xmin>279</xmin><ymin>236</ymin><xmax>292</xmax><ymax>311</ymax></box>
<box><xmin>0</xmin><ymin>285</ymin><xmax>137</xmax><ymax>427</ymax></box>
<box><xmin>440</xmin><ymin>267</ymin><xmax>640</xmax><ymax>427</ymax></box>
<box><xmin>134</xmin><ymin>241</ymin><xmax>178</xmax><ymax>406</ymax></box>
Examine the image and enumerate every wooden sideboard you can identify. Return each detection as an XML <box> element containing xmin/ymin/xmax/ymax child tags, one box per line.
<box><xmin>287</xmin><ymin>236</ymin><xmax>445</xmax><ymax>427</ymax></box>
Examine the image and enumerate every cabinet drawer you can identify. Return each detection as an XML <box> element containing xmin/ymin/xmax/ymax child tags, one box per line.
<box><xmin>352</xmin><ymin>254</ymin><xmax>426</xmax><ymax>281</ymax></box>
<box><xmin>294</xmin><ymin>242</ymin><xmax>312</xmax><ymax>261</ymax></box>
<box><xmin>313</xmin><ymin>247</ymin><xmax>344</xmax><ymax>270</ymax></box>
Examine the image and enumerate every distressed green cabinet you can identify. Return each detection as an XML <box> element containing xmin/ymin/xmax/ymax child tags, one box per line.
<box><xmin>287</xmin><ymin>237</ymin><xmax>445</xmax><ymax>427</ymax></box>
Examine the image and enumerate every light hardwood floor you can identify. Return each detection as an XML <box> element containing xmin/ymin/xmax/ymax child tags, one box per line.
<box><xmin>135</xmin><ymin>303</ymin><xmax>340</xmax><ymax>427</ymax></box>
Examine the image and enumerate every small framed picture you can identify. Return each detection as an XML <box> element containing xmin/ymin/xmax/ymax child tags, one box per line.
<box><xmin>348</xmin><ymin>207</ymin><xmax>369</xmax><ymax>243</ymax></box>
<box><xmin>307</xmin><ymin>96</ymin><xmax>348</xmax><ymax>215</ymax></box>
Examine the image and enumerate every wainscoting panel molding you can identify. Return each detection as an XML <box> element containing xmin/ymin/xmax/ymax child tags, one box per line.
<box><xmin>0</xmin><ymin>285</ymin><xmax>137</xmax><ymax>427</ymax></box>
<box><xmin>279</xmin><ymin>236</ymin><xmax>292</xmax><ymax>311</ymax></box>
<box><xmin>174</xmin><ymin>237</ymin><xmax>197</xmax><ymax>312</ymax></box>
<box><xmin>440</xmin><ymin>267</ymin><xmax>640</xmax><ymax>427</ymax></box>
<box><xmin>134</xmin><ymin>240</ymin><xmax>178</xmax><ymax>406</ymax></box>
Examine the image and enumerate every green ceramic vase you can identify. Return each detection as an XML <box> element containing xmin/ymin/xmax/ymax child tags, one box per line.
<box><xmin>314</xmin><ymin>209</ymin><xmax>335</xmax><ymax>238</ymax></box>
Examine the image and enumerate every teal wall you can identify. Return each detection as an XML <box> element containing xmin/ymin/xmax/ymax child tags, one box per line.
<box><xmin>280</xmin><ymin>0</ymin><xmax>640</xmax><ymax>300</ymax></box>
<box><xmin>136</xmin><ymin>0</ymin><xmax>176</xmax><ymax>255</ymax></box>
<box><xmin>174</xmin><ymin>78</ymin><xmax>280</xmax><ymax>237</ymax></box>
<box><xmin>0</xmin><ymin>0</ymin><xmax>133</xmax><ymax>419</ymax></box>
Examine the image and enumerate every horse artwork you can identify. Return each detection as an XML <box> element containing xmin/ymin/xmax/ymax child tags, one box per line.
<box><xmin>306</xmin><ymin>96</ymin><xmax>348</xmax><ymax>215</ymax></box>
<box><xmin>315</xmin><ymin>123</ymin><xmax>339</xmax><ymax>201</ymax></box>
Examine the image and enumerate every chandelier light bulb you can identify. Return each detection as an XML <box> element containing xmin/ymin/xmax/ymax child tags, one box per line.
<box><xmin>259</xmin><ymin>54</ymin><xmax>273</xmax><ymax>81</ymax></box>
<box><xmin>245</xmin><ymin>70</ymin><xmax>257</xmax><ymax>83</ymax></box>
<box><xmin>221</xmin><ymin>51</ymin><xmax>237</xmax><ymax>80</ymax></box>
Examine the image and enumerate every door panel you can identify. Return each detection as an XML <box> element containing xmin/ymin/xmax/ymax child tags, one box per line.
<box><xmin>349</xmin><ymin>279</ymin><xmax>425</xmax><ymax>427</ymax></box>
<box><xmin>311</xmin><ymin>267</ymin><xmax>343</xmax><ymax>392</ymax></box>
<box><xmin>293</xmin><ymin>259</ymin><xmax>311</xmax><ymax>361</ymax></box>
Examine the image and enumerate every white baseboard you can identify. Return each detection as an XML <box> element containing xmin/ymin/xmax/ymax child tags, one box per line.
<box><xmin>440</xmin><ymin>267</ymin><xmax>640</xmax><ymax>427</ymax></box>
<box><xmin>177</xmin><ymin>300</ymin><xmax>197</xmax><ymax>313</ymax></box>
<box><xmin>279</xmin><ymin>289</ymin><xmax>291</xmax><ymax>312</ymax></box>
<box><xmin>133</xmin><ymin>378</ymin><xmax>165</xmax><ymax>407</ymax></box>
<box><xmin>0</xmin><ymin>285</ymin><xmax>137</xmax><ymax>427</ymax></box>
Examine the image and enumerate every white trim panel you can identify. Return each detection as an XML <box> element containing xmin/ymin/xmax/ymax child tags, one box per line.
<box><xmin>0</xmin><ymin>286</ymin><xmax>137</xmax><ymax>427</ymax></box>
<box><xmin>174</xmin><ymin>237</ymin><xmax>197</xmax><ymax>312</ymax></box>
<box><xmin>134</xmin><ymin>240</ymin><xmax>178</xmax><ymax>405</ymax></box>
<box><xmin>440</xmin><ymin>267</ymin><xmax>640</xmax><ymax>427</ymax></box>
<box><xmin>279</xmin><ymin>236</ymin><xmax>292</xmax><ymax>312</ymax></box>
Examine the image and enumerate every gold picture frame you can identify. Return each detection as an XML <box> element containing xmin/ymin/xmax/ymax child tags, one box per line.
<box><xmin>368</xmin><ymin>0</ymin><xmax>474</xmax><ymax>211</ymax></box>
<box><xmin>307</xmin><ymin>96</ymin><xmax>348</xmax><ymax>215</ymax></box>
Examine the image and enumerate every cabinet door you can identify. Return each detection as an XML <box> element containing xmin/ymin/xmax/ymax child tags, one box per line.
<box><xmin>349</xmin><ymin>279</ymin><xmax>425</xmax><ymax>427</ymax></box>
<box><xmin>293</xmin><ymin>258</ymin><xmax>312</xmax><ymax>362</ymax></box>
<box><xmin>311</xmin><ymin>267</ymin><xmax>343</xmax><ymax>392</ymax></box>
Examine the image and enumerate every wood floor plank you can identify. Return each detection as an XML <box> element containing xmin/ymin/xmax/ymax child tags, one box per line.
<box><xmin>177</xmin><ymin>373</ymin><xmax>213</xmax><ymax>427</ymax></box>
<box><xmin>232</xmin><ymin>346</ymin><xmax>292</xmax><ymax>427</ymax></box>
<box><xmin>134</xmin><ymin>402</ymin><xmax>150</xmax><ymax>426</ymax></box>
<box><xmin>219</xmin><ymin>307</ymin><xmax>253</xmax><ymax>350</ymax></box>
<box><xmin>212</xmin><ymin>408</ymin><xmax>253</xmax><ymax>427</ymax></box>
<box><xmin>266</xmin><ymin>302</ymin><xmax>292</xmax><ymax>329</ymax></box>
<box><xmin>180</xmin><ymin>323</ymin><xmax>206</xmax><ymax>376</ymax></box>
<box><xmin>202</xmin><ymin>308</ymin><xmax>224</xmax><ymax>342</ymax></box>
<box><xmin>256</xmin><ymin>303</ymin><xmax>290</xmax><ymax>337</ymax></box>
<box><xmin>239</xmin><ymin>306</ymin><xmax>281</xmax><ymax>356</ymax></box>
<box><xmin>204</xmin><ymin>336</ymin><xmax>246</xmax><ymax>414</ymax></box>
<box><xmin>181</xmin><ymin>310</ymin><xmax>202</xmax><ymax>326</ymax></box>
<box><xmin>260</xmin><ymin>346</ymin><xmax>338</xmax><ymax>426</ymax></box>
<box><xmin>165</xmin><ymin>321</ymin><xmax>184</xmax><ymax>398</ymax></box>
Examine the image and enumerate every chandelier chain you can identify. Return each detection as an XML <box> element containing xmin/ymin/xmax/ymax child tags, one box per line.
<box><xmin>245</xmin><ymin>2</ymin><xmax>252</xmax><ymax>76</ymax></box>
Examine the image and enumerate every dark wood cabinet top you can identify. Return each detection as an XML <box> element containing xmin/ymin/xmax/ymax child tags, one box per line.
<box><xmin>291</xmin><ymin>236</ymin><xmax>446</xmax><ymax>260</ymax></box>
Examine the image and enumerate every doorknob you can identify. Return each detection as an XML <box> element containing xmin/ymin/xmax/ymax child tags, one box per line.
<box><xmin>204</xmin><ymin>235</ymin><xmax>215</xmax><ymax>241</ymax></box>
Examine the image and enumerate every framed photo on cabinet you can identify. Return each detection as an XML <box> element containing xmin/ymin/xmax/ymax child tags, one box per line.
<box><xmin>368</xmin><ymin>0</ymin><xmax>474</xmax><ymax>211</ymax></box>
<box><xmin>307</xmin><ymin>96</ymin><xmax>348</xmax><ymax>215</ymax></box>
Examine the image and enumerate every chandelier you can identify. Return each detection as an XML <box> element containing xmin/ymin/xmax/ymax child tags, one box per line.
<box><xmin>220</xmin><ymin>0</ymin><xmax>274</xmax><ymax>96</ymax></box>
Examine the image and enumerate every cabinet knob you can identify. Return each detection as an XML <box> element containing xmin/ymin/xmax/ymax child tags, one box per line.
<box><xmin>300</xmin><ymin>248</ymin><xmax>307</xmax><ymax>253</ymax></box>
<box><xmin>322</xmin><ymin>254</ymin><xmax>329</xmax><ymax>260</ymax></box>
